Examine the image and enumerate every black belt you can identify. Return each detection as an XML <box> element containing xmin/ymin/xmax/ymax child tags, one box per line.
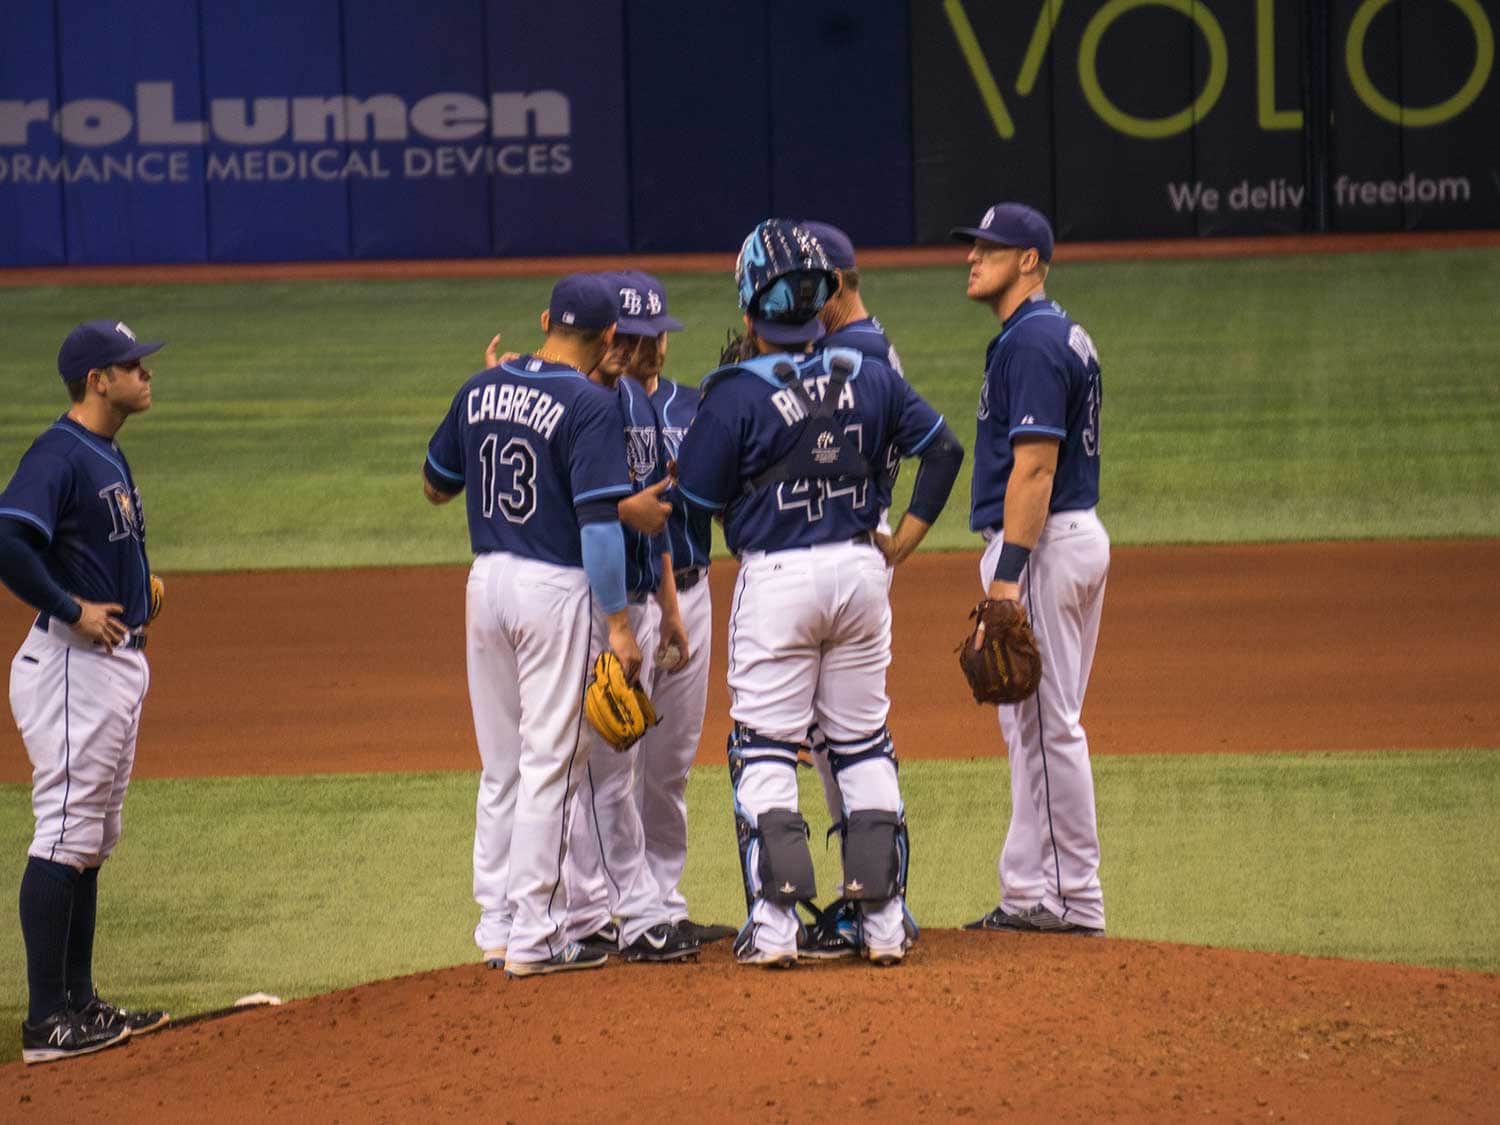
<box><xmin>673</xmin><ymin>567</ymin><xmax>706</xmax><ymax>592</ymax></box>
<box><xmin>851</xmin><ymin>531</ymin><xmax>873</xmax><ymax>546</ymax></box>
<box><xmin>35</xmin><ymin>614</ymin><xmax>148</xmax><ymax>650</ymax></box>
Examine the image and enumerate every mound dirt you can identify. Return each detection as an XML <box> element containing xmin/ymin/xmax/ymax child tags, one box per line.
<box><xmin>2</xmin><ymin>541</ymin><xmax>1498</xmax><ymax>1114</ymax></box>
<box><xmin>7</xmin><ymin>931</ymin><xmax>1499</xmax><ymax>1122</ymax></box>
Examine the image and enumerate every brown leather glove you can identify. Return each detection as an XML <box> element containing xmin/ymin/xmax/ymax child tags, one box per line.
<box><xmin>958</xmin><ymin>598</ymin><xmax>1042</xmax><ymax>705</ymax></box>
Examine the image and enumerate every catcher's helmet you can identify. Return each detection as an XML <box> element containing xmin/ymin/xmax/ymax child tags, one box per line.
<box><xmin>734</xmin><ymin>219</ymin><xmax>837</xmax><ymax>345</ymax></box>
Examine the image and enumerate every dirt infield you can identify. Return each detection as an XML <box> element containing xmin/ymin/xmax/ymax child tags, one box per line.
<box><xmin>4</xmin><ymin>539</ymin><xmax>1496</xmax><ymax>784</ymax></box>
<box><xmin>3</xmin><ymin>540</ymin><xmax>1498</xmax><ymax>1117</ymax></box>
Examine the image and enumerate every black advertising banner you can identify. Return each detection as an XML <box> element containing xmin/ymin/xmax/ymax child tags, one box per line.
<box><xmin>912</xmin><ymin>0</ymin><xmax>1500</xmax><ymax>243</ymax></box>
<box><xmin>1049</xmin><ymin>0</ymin><xmax>1200</xmax><ymax>240</ymax></box>
<box><xmin>1189</xmin><ymin>0</ymin><xmax>1308</xmax><ymax>236</ymax></box>
<box><xmin>910</xmin><ymin>0</ymin><xmax>1057</xmax><ymax>241</ymax></box>
<box><xmin>1330</xmin><ymin>0</ymin><xmax>1407</xmax><ymax>230</ymax></box>
<box><xmin>1374</xmin><ymin>0</ymin><xmax>1494</xmax><ymax>231</ymax></box>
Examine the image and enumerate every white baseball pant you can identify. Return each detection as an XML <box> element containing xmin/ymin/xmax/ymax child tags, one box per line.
<box><xmin>979</xmin><ymin>508</ymin><xmax>1110</xmax><ymax>930</ymax></box>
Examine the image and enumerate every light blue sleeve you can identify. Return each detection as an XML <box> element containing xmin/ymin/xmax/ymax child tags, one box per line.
<box><xmin>580</xmin><ymin>519</ymin><xmax>628</xmax><ymax>615</ymax></box>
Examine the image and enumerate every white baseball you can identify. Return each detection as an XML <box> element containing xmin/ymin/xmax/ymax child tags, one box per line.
<box><xmin>660</xmin><ymin>643</ymin><xmax>683</xmax><ymax>671</ymax></box>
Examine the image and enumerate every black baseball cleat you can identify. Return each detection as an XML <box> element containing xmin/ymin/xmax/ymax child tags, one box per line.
<box><xmin>796</xmin><ymin>899</ymin><xmax>860</xmax><ymax>960</ymax></box>
<box><xmin>575</xmin><ymin>921</ymin><xmax>621</xmax><ymax>958</ymax></box>
<box><xmin>675</xmin><ymin>918</ymin><xmax>736</xmax><ymax>944</ymax></box>
<box><xmin>72</xmin><ymin>994</ymin><xmax>171</xmax><ymax>1037</ymax></box>
<box><xmin>965</xmin><ymin>904</ymin><xmax>1104</xmax><ymax>936</ymax></box>
<box><xmin>964</xmin><ymin>904</ymin><xmax>1038</xmax><ymax>932</ymax></box>
<box><xmin>621</xmin><ymin>921</ymin><xmax>701</xmax><ymax>962</ymax></box>
<box><xmin>21</xmin><ymin>1009</ymin><xmax>131</xmax><ymax>1065</ymax></box>
<box><xmin>504</xmin><ymin>942</ymin><xmax>609</xmax><ymax>978</ymax></box>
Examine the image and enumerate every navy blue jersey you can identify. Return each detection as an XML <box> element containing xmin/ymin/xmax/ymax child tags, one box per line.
<box><xmin>821</xmin><ymin>316</ymin><xmax>905</xmax><ymax>379</ymax></box>
<box><xmin>969</xmin><ymin>298</ymin><xmax>1101</xmax><ymax>532</ymax></box>
<box><xmin>0</xmin><ymin>416</ymin><xmax>153</xmax><ymax>627</ymax></box>
<box><xmin>820</xmin><ymin>316</ymin><xmax>906</xmax><ymax>510</ymax></box>
<box><xmin>648</xmin><ymin>376</ymin><xmax>713</xmax><ymax>570</ymax></box>
<box><xmin>426</xmin><ymin>356</ymin><xmax>632</xmax><ymax>565</ymax></box>
<box><xmin>677</xmin><ymin>348</ymin><xmax>945</xmax><ymax>555</ymax></box>
<box><xmin>617</xmin><ymin>376</ymin><xmax>669</xmax><ymax>596</ymax></box>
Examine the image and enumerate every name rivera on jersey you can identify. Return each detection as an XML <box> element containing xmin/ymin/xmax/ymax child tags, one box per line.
<box><xmin>770</xmin><ymin>375</ymin><xmax>855</xmax><ymax>427</ymax></box>
<box><xmin>467</xmin><ymin>380</ymin><xmax>566</xmax><ymax>439</ymax></box>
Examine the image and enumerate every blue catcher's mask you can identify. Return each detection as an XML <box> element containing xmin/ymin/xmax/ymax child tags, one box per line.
<box><xmin>735</xmin><ymin>219</ymin><xmax>837</xmax><ymax>346</ymax></box>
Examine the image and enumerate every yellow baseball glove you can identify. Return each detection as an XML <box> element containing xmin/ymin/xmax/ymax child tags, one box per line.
<box><xmin>148</xmin><ymin>573</ymin><xmax>166</xmax><ymax>623</ymax></box>
<box><xmin>584</xmin><ymin>651</ymin><xmax>659</xmax><ymax>752</ymax></box>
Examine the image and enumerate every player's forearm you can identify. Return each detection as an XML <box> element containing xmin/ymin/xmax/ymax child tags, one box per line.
<box><xmin>906</xmin><ymin>424</ymin><xmax>964</xmax><ymax>523</ymax></box>
<box><xmin>579</xmin><ymin>519</ymin><xmax>628</xmax><ymax>614</ymax></box>
<box><xmin>0</xmin><ymin>522</ymin><xmax>80</xmax><ymax>623</ymax></box>
<box><xmin>999</xmin><ymin>466</ymin><xmax>1053</xmax><ymax>550</ymax></box>
<box><xmin>653</xmin><ymin>553</ymin><xmax>681</xmax><ymax>618</ymax></box>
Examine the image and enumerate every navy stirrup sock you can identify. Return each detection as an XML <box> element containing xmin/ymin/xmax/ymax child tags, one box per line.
<box><xmin>66</xmin><ymin>865</ymin><xmax>101</xmax><ymax>1009</ymax></box>
<box><xmin>18</xmin><ymin>857</ymin><xmax>80</xmax><ymax>1025</ymax></box>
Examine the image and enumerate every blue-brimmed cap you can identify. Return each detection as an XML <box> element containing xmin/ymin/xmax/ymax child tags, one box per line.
<box><xmin>548</xmin><ymin>273</ymin><xmax>618</xmax><ymax>331</ymax></box>
<box><xmin>801</xmin><ymin>221</ymin><xmax>856</xmax><ymax>269</ymax></box>
<box><xmin>610</xmin><ymin>269</ymin><xmax>684</xmax><ymax>336</ymax></box>
<box><xmin>57</xmin><ymin>319</ymin><xmax>165</xmax><ymax>382</ymax></box>
<box><xmin>950</xmin><ymin>202</ymin><xmax>1055</xmax><ymax>262</ymax></box>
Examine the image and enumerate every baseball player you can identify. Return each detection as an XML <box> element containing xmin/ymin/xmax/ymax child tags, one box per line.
<box><xmin>798</xmin><ymin>222</ymin><xmax>911</xmax><ymax>954</ymax></box>
<box><xmin>560</xmin><ymin>273</ymin><xmax>701</xmax><ymax>965</ymax></box>
<box><xmin>675</xmin><ymin>219</ymin><xmax>964</xmax><ymax>968</ymax></box>
<box><xmin>424</xmin><ymin>274</ymin><xmax>646</xmax><ymax>977</ymax></box>
<box><xmin>2</xmin><ymin>320</ymin><xmax>171</xmax><ymax>1063</ymax></box>
<box><xmin>608</xmin><ymin>270</ymin><xmax>736</xmax><ymax>945</ymax></box>
<box><xmin>952</xmin><ymin>203</ymin><xmax>1110</xmax><ymax>937</ymax></box>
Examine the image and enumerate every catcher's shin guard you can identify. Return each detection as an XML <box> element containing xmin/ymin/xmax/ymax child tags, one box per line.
<box><xmin>841</xmin><ymin>809</ymin><xmax>905</xmax><ymax>901</ymax></box>
<box><xmin>728</xmin><ymin>723</ymin><xmax>815</xmax><ymax>911</ymax></box>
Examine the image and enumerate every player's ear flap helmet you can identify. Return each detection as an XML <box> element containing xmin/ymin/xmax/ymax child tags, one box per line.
<box><xmin>735</xmin><ymin>219</ymin><xmax>838</xmax><ymax>345</ymax></box>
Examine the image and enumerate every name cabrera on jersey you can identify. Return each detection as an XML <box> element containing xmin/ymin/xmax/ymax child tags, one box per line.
<box><xmin>617</xmin><ymin>376</ymin><xmax>669</xmax><ymax>596</ymax></box>
<box><xmin>426</xmin><ymin>357</ymin><xmax>632</xmax><ymax>565</ymax></box>
<box><xmin>970</xmin><ymin>299</ymin><xmax>1102</xmax><ymax>533</ymax></box>
<box><xmin>819</xmin><ymin>316</ymin><xmax>905</xmax><ymax>510</ymax></box>
<box><xmin>650</xmin><ymin>377</ymin><xmax>712</xmax><ymax>570</ymax></box>
<box><xmin>675</xmin><ymin>348</ymin><xmax>945</xmax><ymax>555</ymax></box>
<box><xmin>0</xmin><ymin>417</ymin><xmax>152</xmax><ymax>627</ymax></box>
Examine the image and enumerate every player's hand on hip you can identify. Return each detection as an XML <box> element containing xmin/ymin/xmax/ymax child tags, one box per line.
<box><xmin>71</xmin><ymin>600</ymin><xmax>128</xmax><ymax>652</ymax></box>
<box><xmin>618</xmin><ymin>478</ymin><xmax>672</xmax><ymax>535</ymax></box>
<box><xmin>656</xmin><ymin>612</ymin><xmax>690</xmax><ymax>673</ymax></box>
<box><xmin>606</xmin><ymin>614</ymin><xmax>643</xmax><ymax>683</ymax></box>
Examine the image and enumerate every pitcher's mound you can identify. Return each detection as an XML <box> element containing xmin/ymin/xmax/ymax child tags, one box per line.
<box><xmin>10</xmin><ymin>932</ymin><xmax>1498</xmax><ymax>1121</ymax></box>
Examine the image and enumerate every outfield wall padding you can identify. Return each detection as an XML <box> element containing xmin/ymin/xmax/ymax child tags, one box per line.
<box><xmin>0</xmin><ymin>0</ymin><xmax>1494</xmax><ymax>265</ymax></box>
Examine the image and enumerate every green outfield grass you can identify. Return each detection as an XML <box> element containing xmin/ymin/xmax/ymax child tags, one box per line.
<box><xmin>1</xmin><ymin>749</ymin><xmax>1495</xmax><ymax>1063</ymax></box>
<box><xmin>2</xmin><ymin>247</ymin><xmax>1497</xmax><ymax>570</ymax></box>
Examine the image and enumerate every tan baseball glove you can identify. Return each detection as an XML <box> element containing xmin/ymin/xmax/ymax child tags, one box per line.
<box><xmin>148</xmin><ymin>574</ymin><xmax>166</xmax><ymax>623</ymax></box>
<box><xmin>584</xmin><ymin>651</ymin><xmax>659</xmax><ymax>751</ymax></box>
<box><xmin>958</xmin><ymin>598</ymin><xmax>1042</xmax><ymax>705</ymax></box>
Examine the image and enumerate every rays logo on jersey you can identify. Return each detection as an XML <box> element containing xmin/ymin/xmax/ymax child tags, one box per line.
<box><xmin>625</xmin><ymin>425</ymin><xmax>658</xmax><ymax>482</ymax></box>
<box><xmin>102</xmin><ymin>484</ymin><xmax>145</xmax><ymax>542</ymax></box>
<box><xmin>977</xmin><ymin>378</ymin><xmax>990</xmax><ymax>422</ymax></box>
<box><xmin>661</xmin><ymin>425</ymin><xmax>686</xmax><ymax>460</ymax></box>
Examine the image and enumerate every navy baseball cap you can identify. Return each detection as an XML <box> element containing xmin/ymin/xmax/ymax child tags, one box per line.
<box><xmin>950</xmin><ymin>203</ymin><xmax>1055</xmax><ymax>262</ymax></box>
<box><xmin>548</xmin><ymin>273</ymin><xmax>618</xmax><ymax>331</ymax></box>
<box><xmin>57</xmin><ymin>319</ymin><xmax>165</xmax><ymax>382</ymax></box>
<box><xmin>801</xmin><ymin>222</ymin><xmax>856</xmax><ymax>269</ymax></box>
<box><xmin>611</xmin><ymin>270</ymin><xmax>684</xmax><ymax>336</ymax></box>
